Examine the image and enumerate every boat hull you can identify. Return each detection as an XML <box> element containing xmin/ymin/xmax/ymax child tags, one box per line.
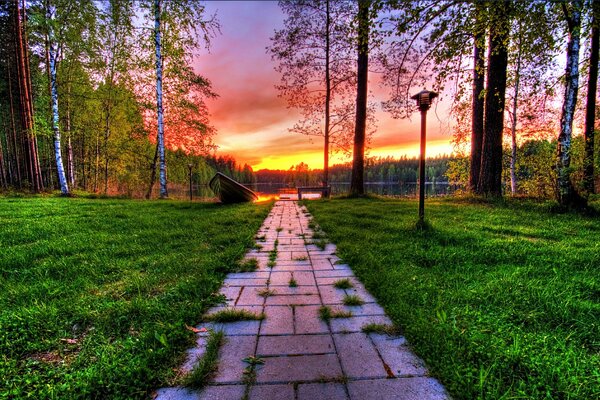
<box><xmin>209</xmin><ymin>172</ymin><xmax>259</xmax><ymax>203</ymax></box>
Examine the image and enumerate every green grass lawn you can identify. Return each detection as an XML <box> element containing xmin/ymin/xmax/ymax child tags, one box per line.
<box><xmin>305</xmin><ymin>197</ymin><xmax>600</xmax><ymax>400</ymax></box>
<box><xmin>0</xmin><ymin>196</ymin><xmax>271</xmax><ymax>399</ymax></box>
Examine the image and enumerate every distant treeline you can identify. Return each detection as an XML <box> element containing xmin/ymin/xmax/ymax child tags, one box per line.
<box><xmin>255</xmin><ymin>156</ymin><xmax>452</xmax><ymax>187</ymax></box>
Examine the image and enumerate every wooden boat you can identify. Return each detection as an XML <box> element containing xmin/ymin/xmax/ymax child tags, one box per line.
<box><xmin>209</xmin><ymin>172</ymin><xmax>259</xmax><ymax>203</ymax></box>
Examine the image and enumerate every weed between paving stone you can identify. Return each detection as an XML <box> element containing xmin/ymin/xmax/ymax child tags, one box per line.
<box><xmin>241</xmin><ymin>356</ymin><xmax>264</xmax><ymax>400</ymax></box>
<box><xmin>317</xmin><ymin>375</ymin><xmax>348</xmax><ymax>384</ymax></box>
<box><xmin>184</xmin><ymin>330</ymin><xmax>224</xmax><ymax>389</ymax></box>
<box><xmin>256</xmin><ymin>235</ymin><xmax>266</xmax><ymax>242</ymax></box>
<box><xmin>293</xmin><ymin>255</ymin><xmax>308</xmax><ymax>261</ymax></box>
<box><xmin>204</xmin><ymin>309</ymin><xmax>265</xmax><ymax>322</ymax></box>
<box><xmin>236</xmin><ymin>258</ymin><xmax>258</xmax><ymax>272</ymax></box>
<box><xmin>312</xmin><ymin>239</ymin><xmax>327</xmax><ymax>250</ymax></box>
<box><xmin>333</xmin><ymin>278</ymin><xmax>354</xmax><ymax>289</ymax></box>
<box><xmin>361</xmin><ymin>323</ymin><xmax>402</xmax><ymax>336</ymax></box>
<box><xmin>257</xmin><ymin>288</ymin><xmax>276</xmax><ymax>298</ymax></box>
<box><xmin>343</xmin><ymin>294</ymin><xmax>364</xmax><ymax>306</ymax></box>
<box><xmin>276</xmin><ymin>227</ymin><xmax>283</xmax><ymax>232</ymax></box>
<box><xmin>318</xmin><ymin>306</ymin><xmax>353</xmax><ymax>322</ymax></box>
<box><xmin>289</xmin><ymin>276</ymin><xmax>298</xmax><ymax>287</ymax></box>
<box><xmin>267</xmin><ymin>239</ymin><xmax>279</xmax><ymax>268</ymax></box>
<box><xmin>253</xmin><ymin>243</ymin><xmax>263</xmax><ymax>251</ymax></box>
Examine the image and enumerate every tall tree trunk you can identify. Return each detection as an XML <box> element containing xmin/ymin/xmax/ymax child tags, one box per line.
<box><xmin>155</xmin><ymin>0</ymin><xmax>167</xmax><ymax>198</ymax></box>
<box><xmin>94</xmin><ymin>126</ymin><xmax>99</xmax><ymax>192</ymax></box>
<box><xmin>350</xmin><ymin>0</ymin><xmax>369</xmax><ymax>196</ymax></box>
<box><xmin>323</xmin><ymin>0</ymin><xmax>331</xmax><ymax>187</ymax></box>
<box><xmin>22</xmin><ymin>0</ymin><xmax>42</xmax><ymax>191</ymax></box>
<box><xmin>0</xmin><ymin>135</ymin><xmax>7</xmax><ymax>189</ymax></box>
<box><xmin>146</xmin><ymin>139</ymin><xmax>159</xmax><ymax>199</ymax></box>
<box><xmin>478</xmin><ymin>0</ymin><xmax>510</xmax><ymax>196</ymax></box>
<box><xmin>470</xmin><ymin>0</ymin><xmax>485</xmax><ymax>193</ymax></box>
<box><xmin>65</xmin><ymin>80</ymin><xmax>75</xmax><ymax>188</ymax></box>
<box><xmin>103</xmin><ymin>99</ymin><xmax>111</xmax><ymax>194</ymax></box>
<box><xmin>557</xmin><ymin>1</ymin><xmax>585</xmax><ymax>207</ymax></box>
<box><xmin>6</xmin><ymin>54</ymin><xmax>22</xmax><ymax>187</ymax></box>
<box><xmin>15</xmin><ymin>0</ymin><xmax>42</xmax><ymax>192</ymax></box>
<box><xmin>510</xmin><ymin>25</ymin><xmax>523</xmax><ymax>195</ymax></box>
<box><xmin>47</xmin><ymin>5</ymin><xmax>69</xmax><ymax>195</ymax></box>
<box><xmin>584</xmin><ymin>0</ymin><xmax>599</xmax><ymax>194</ymax></box>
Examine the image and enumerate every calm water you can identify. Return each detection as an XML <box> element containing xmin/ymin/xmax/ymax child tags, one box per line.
<box><xmin>153</xmin><ymin>182</ymin><xmax>460</xmax><ymax>200</ymax></box>
<box><xmin>249</xmin><ymin>182</ymin><xmax>458</xmax><ymax>197</ymax></box>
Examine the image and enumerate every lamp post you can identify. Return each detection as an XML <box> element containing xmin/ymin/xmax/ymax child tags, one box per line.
<box><xmin>411</xmin><ymin>89</ymin><xmax>438</xmax><ymax>224</ymax></box>
<box><xmin>188</xmin><ymin>163</ymin><xmax>193</xmax><ymax>201</ymax></box>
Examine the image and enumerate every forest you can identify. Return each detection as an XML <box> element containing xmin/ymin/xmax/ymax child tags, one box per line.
<box><xmin>0</xmin><ymin>0</ymin><xmax>599</xmax><ymax>205</ymax></box>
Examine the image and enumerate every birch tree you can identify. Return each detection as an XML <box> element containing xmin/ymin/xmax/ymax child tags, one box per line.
<box><xmin>556</xmin><ymin>0</ymin><xmax>586</xmax><ymax>207</ymax></box>
<box><xmin>153</xmin><ymin>0</ymin><xmax>167</xmax><ymax>198</ymax></box>
<box><xmin>45</xmin><ymin>3</ymin><xmax>69</xmax><ymax>194</ymax></box>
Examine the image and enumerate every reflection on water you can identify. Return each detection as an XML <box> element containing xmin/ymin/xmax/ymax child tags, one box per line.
<box><xmin>248</xmin><ymin>182</ymin><xmax>460</xmax><ymax>197</ymax></box>
<box><xmin>153</xmin><ymin>182</ymin><xmax>461</xmax><ymax>200</ymax></box>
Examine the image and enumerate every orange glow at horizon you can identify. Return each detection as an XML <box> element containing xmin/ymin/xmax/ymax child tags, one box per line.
<box><xmin>238</xmin><ymin>139</ymin><xmax>454</xmax><ymax>171</ymax></box>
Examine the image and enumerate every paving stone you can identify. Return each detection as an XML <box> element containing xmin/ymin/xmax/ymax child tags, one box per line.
<box><xmin>261</xmin><ymin>305</ymin><xmax>294</xmax><ymax>335</ymax></box>
<box><xmin>273</xmin><ymin>262</ymin><xmax>313</xmax><ymax>271</ymax></box>
<box><xmin>333</xmin><ymin>333</ymin><xmax>387</xmax><ymax>379</ymax></box>
<box><xmin>269</xmin><ymin>271</ymin><xmax>294</xmax><ymax>285</ymax></box>
<box><xmin>198</xmin><ymin>385</ymin><xmax>246</xmax><ymax>400</ymax></box>
<box><xmin>347</xmin><ymin>378</ymin><xmax>449</xmax><ymax>400</ymax></box>
<box><xmin>277</xmin><ymin>245</ymin><xmax>307</xmax><ymax>252</ymax></box>
<box><xmin>318</xmin><ymin>285</ymin><xmax>346</xmax><ymax>305</ymax></box>
<box><xmin>269</xmin><ymin>271</ymin><xmax>315</xmax><ymax>286</ymax></box>
<box><xmin>218</xmin><ymin>286</ymin><xmax>242</xmax><ymax>306</ymax></box>
<box><xmin>370</xmin><ymin>335</ymin><xmax>428</xmax><ymax>377</ymax></box>
<box><xmin>295</xmin><ymin>305</ymin><xmax>330</xmax><ymax>334</ymax></box>
<box><xmin>257</xmin><ymin>334</ymin><xmax>334</xmax><ymax>356</ymax></box>
<box><xmin>272</xmin><ymin>286</ymin><xmax>318</xmax><ymax>296</ymax></box>
<box><xmin>227</xmin><ymin>271</ymin><xmax>270</xmax><ymax>279</ymax></box>
<box><xmin>297</xmin><ymin>383</ymin><xmax>349</xmax><ymax>400</ymax></box>
<box><xmin>154</xmin><ymin>387</ymin><xmax>200</xmax><ymax>400</ymax></box>
<box><xmin>255</xmin><ymin>354</ymin><xmax>343</xmax><ymax>383</ymax></box>
<box><xmin>236</xmin><ymin>287</ymin><xmax>266</xmax><ymax>306</ymax></box>
<box><xmin>249</xmin><ymin>384</ymin><xmax>295</xmax><ymax>400</ymax></box>
<box><xmin>343</xmin><ymin>303</ymin><xmax>386</xmax><ymax>316</ymax></box>
<box><xmin>330</xmin><ymin>315</ymin><xmax>392</xmax><ymax>333</ymax></box>
<box><xmin>207</xmin><ymin>320</ymin><xmax>261</xmax><ymax>336</ymax></box>
<box><xmin>311</xmin><ymin>259</ymin><xmax>334</xmax><ymax>270</ymax></box>
<box><xmin>277</xmin><ymin>251</ymin><xmax>293</xmax><ymax>261</ymax></box>
<box><xmin>314</xmin><ymin>269</ymin><xmax>354</xmax><ymax>278</ymax></box>
<box><xmin>223</xmin><ymin>277</ymin><xmax>268</xmax><ymax>287</ymax></box>
<box><xmin>213</xmin><ymin>335</ymin><xmax>257</xmax><ymax>383</ymax></box>
<box><xmin>265</xmin><ymin>294</ymin><xmax>321</xmax><ymax>306</ymax></box>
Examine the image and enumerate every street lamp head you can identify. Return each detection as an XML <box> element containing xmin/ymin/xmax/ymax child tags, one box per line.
<box><xmin>188</xmin><ymin>163</ymin><xmax>193</xmax><ymax>169</ymax></box>
<box><xmin>411</xmin><ymin>89</ymin><xmax>438</xmax><ymax>112</ymax></box>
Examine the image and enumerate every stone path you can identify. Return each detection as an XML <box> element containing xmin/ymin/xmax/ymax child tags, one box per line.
<box><xmin>156</xmin><ymin>201</ymin><xmax>449</xmax><ymax>400</ymax></box>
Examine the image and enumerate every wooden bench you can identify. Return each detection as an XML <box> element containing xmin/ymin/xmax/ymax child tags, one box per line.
<box><xmin>297</xmin><ymin>186</ymin><xmax>331</xmax><ymax>200</ymax></box>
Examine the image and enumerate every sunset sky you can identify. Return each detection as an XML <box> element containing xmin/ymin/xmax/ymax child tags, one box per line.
<box><xmin>196</xmin><ymin>1</ymin><xmax>455</xmax><ymax>171</ymax></box>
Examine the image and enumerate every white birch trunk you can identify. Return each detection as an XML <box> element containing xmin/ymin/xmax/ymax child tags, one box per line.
<box><xmin>155</xmin><ymin>0</ymin><xmax>167</xmax><ymax>198</ymax></box>
<box><xmin>47</xmin><ymin>6</ymin><xmax>69</xmax><ymax>195</ymax></box>
<box><xmin>557</xmin><ymin>1</ymin><xmax>582</xmax><ymax>205</ymax></box>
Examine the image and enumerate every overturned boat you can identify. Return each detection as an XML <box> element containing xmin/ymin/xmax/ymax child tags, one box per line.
<box><xmin>209</xmin><ymin>172</ymin><xmax>259</xmax><ymax>204</ymax></box>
